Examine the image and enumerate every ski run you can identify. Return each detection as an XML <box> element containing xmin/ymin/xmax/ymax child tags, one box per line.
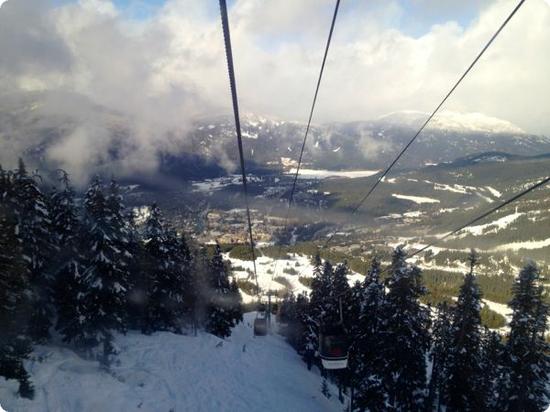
<box><xmin>0</xmin><ymin>313</ymin><xmax>342</xmax><ymax>412</ymax></box>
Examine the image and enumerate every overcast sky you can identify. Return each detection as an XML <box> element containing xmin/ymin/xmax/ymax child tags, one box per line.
<box><xmin>0</xmin><ymin>0</ymin><xmax>549</xmax><ymax>180</ymax></box>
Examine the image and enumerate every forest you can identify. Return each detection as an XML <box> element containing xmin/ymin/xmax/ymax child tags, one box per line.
<box><xmin>0</xmin><ymin>160</ymin><xmax>242</xmax><ymax>399</ymax></box>
<box><xmin>1</xmin><ymin>160</ymin><xmax>549</xmax><ymax>411</ymax></box>
<box><xmin>278</xmin><ymin>251</ymin><xmax>550</xmax><ymax>411</ymax></box>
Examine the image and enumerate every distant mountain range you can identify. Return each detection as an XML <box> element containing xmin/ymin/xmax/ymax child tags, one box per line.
<box><xmin>2</xmin><ymin>94</ymin><xmax>549</xmax><ymax>181</ymax></box>
<box><xmin>183</xmin><ymin>111</ymin><xmax>550</xmax><ymax>175</ymax></box>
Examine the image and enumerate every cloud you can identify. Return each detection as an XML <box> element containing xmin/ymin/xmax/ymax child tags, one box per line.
<box><xmin>0</xmin><ymin>0</ymin><xmax>549</xmax><ymax>184</ymax></box>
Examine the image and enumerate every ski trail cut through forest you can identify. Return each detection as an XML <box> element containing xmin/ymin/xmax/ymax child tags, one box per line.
<box><xmin>0</xmin><ymin>313</ymin><xmax>342</xmax><ymax>412</ymax></box>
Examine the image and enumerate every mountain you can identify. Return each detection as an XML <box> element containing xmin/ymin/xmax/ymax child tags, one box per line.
<box><xmin>183</xmin><ymin>111</ymin><xmax>550</xmax><ymax>173</ymax></box>
<box><xmin>3</xmin><ymin>95</ymin><xmax>550</xmax><ymax>182</ymax></box>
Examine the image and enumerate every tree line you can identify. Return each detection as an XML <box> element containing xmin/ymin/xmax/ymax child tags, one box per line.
<box><xmin>278</xmin><ymin>249</ymin><xmax>550</xmax><ymax>412</ymax></box>
<box><xmin>0</xmin><ymin>160</ymin><xmax>242</xmax><ymax>399</ymax></box>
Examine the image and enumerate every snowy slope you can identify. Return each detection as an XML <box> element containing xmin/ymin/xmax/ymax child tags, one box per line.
<box><xmin>227</xmin><ymin>253</ymin><xmax>364</xmax><ymax>304</ymax></box>
<box><xmin>0</xmin><ymin>314</ymin><xmax>342</xmax><ymax>412</ymax></box>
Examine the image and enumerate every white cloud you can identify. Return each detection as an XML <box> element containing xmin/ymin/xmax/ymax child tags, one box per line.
<box><xmin>0</xmin><ymin>0</ymin><xmax>549</xmax><ymax>182</ymax></box>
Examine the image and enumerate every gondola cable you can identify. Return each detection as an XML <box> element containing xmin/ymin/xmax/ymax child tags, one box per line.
<box><xmin>219</xmin><ymin>0</ymin><xmax>259</xmax><ymax>292</ymax></box>
<box><xmin>407</xmin><ymin>174</ymin><xmax>550</xmax><ymax>259</ymax></box>
<box><xmin>323</xmin><ymin>0</ymin><xmax>527</xmax><ymax>248</ymax></box>
<box><xmin>370</xmin><ymin>174</ymin><xmax>550</xmax><ymax>279</ymax></box>
<box><xmin>268</xmin><ymin>0</ymin><xmax>341</xmax><ymax>293</ymax></box>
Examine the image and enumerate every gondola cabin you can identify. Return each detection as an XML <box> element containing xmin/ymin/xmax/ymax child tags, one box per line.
<box><xmin>319</xmin><ymin>324</ymin><xmax>349</xmax><ymax>369</ymax></box>
<box><xmin>254</xmin><ymin>313</ymin><xmax>268</xmax><ymax>336</ymax></box>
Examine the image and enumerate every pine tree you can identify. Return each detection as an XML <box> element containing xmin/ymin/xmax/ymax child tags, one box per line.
<box><xmin>142</xmin><ymin>205</ymin><xmax>183</xmax><ymax>333</ymax></box>
<box><xmin>352</xmin><ymin>258</ymin><xmax>387</xmax><ymax>412</ymax></box>
<box><xmin>0</xmin><ymin>188</ymin><xmax>34</xmax><ymax>398</ymax></box>
<box><xmin>13</xmin><ymin>159</ymin><xmax>56</xmax><ymax>342</ymax></box>
<box><xmin>427</xmin><ymin>302</ymin><xmax>453</xmax><ymax>412</ymax></box>
<box><xmin>306</xmin><ymin>258</ymin><xmax>334</xmax><ymax>367</ymax></box>
<box><xmin>229</xmin><ymin>276</ymin><xmax>243</xmax><ymax>325</ymax></box>
<box><xmin>331</xmin><ymin>261</ymin><xmax>350</xmax><ymax>313</ymax></box>
<box><xmin>124</xmin><ymin>207</ymin><xmax>151</xmax><ymax>332</ymax></box>
<box><xmin>177</xmin><ymin>234</ymin><xmax>194</xmax><ymax>319</ymax></box>
<box><xmin>445</xmin><ymin>251</ymin><xmax>486</xmax><ymax>412</ymax></box>
<box><xmin>481</xmin><ymin>328</ymin><xmax>506</xmax><ymax>411</ymax></box>
<box><xmin>78</xmin><ymin>176</ymin><xmax>128</xmax><ymax>364</ymax></box>
<box><xmin>189</xmin><ymin>246</ymin><xmax>211</xmax><ymax>334</ymax></box>
<box><xmin>382</xmin><ymin>247</ymin><xmax>430</xmax><ymax>411</ymax></box>
<box><xmin>205</xmin><ymin>244</ymin><xmax>236</xmax><ymax>338</ymax></box>
<box><xmin>498</xmin><ymin>262</ymin><xmax>549</xmax><ymax>412</ymax></box>
<box><xmin>50</xmin><ymin>171</ymin><xmax>85</xmax><ymax>343</ymax></box>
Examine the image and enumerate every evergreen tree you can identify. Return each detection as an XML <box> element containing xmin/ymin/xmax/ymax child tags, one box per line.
<box><xmin>481</xmin><ymin>328</ymin><xmax>506</xmax><ymax>411</ymax></box>
<box><xmin>446</xmin><ymin>251</ymin><xmax>486</xmax><ymax>412</ymax></box>
<box><xmin>382</xmin><ymin>247</ymin><xmax>430</xmax><ymax>411</ymax></box>
<box><xmin>499</xmin><ymin>262</ymin><xmax>549</xmax><ymax>412</ymax></box>
<box><xmin>0</xmin><ymin>177</ymin><xmax>34</xmax><ymax>398</ymax></box>
<box><xmin>331</xmin><ymin>261</ymin><xmax>351</xmax><ymax>324</ymax></box>
<box><xmin>229</xmin><ymin>276</ymin><xmax>243</xmax><ymax>325</ymax></box>
<box><xmin>177</xmin><ymin>234</ymin><xmax>194</xmax><ymax>318</ymax></box>
<box><xmin>78</xmin><ymin>176</ymin><xmax>128</xmax><ymax>364</ymax></box>
<box><xmin>352</xmin><ymin>258</ymin><xmax>387</xmax><ymax>412</ymax></box>
<box><xmin>310</xmin><ymin>260</ymin><xmax>334</xmax><ymax>323</ymax></box>
<box><xmin>50</xmin><ymin>171</ymin><xmax>85</xmax><ymax>343</ymax></box>
<box><xmin>427</xmin><ymin>302</ymin><xmax>453</xmax><ymax>412</ymax></box>
<box><xmin>13</xmin><ymin>159</ymin><xmax>55</xmax><ymax>342</ymax></box>
<box><xmin>306</xmin><ymin>259</ymin><xmax>334</xmax><ymax>367</ymax></box>
<box><xmin>205</xmin><ymin>244</ymin><xmax>236</xmax><ymax>338</ymax></box>
<box><xmin>142</xmin><ymin>205</ymin><xmax>183</xmax><ymax>333</ymax></box>
<box><xmin>189</xmin><ymin>246</ymin><xmax>211</xmax><ymax>334</ymax></box>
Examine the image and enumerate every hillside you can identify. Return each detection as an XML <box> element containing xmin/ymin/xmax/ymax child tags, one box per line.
<box><xmin>0</xmin><ymin>313</ymin><xmax>341</xmax><ymax>412</ymax></box>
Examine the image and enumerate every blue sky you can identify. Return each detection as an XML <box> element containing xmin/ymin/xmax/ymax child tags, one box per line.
<box><xmin>112</xmin><ymin>0</ymin><xmax>166</xmax><ymax>19</ymax></box>
<box><xmin>109</xmin><ymin>0</ymin><xmax>483</xmax><ymax>35</ymax></box>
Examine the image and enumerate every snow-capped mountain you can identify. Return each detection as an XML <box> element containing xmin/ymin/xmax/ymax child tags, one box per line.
<box><xmin>3</xmin><ymin>95</ymin><xmax>550</xmax><ymax>182</ymax></box>
<box><xmin>377</xmin><ymin>110</ymin><xmax>526</xmax><ymax>135</ymax></box>
<box><xmin>183</xmin><ymin>111</ymin><xmax>550</xmax><ymax>175</ymax></box>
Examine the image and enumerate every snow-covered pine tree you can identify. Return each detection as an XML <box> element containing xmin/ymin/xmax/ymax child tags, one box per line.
<box><xmin>0</xmin><ymin>172</ymin><xmax>34</xmax><ymax>398</ymax></box>
<box><xmin>310</xmin><ymin>260</ymin><xmax>334</xmax><ymax>322</ymax></box>
<box><xmin>331</xmin><ymin>261</ymin><xmax>350</xmax><ymax>319</ymax></box>
<box><xmin>189</xmin><ymin>246</ymin><xmax>211</xmax><ymax>334</ymax></box>
<box><xmin>13</xmin><ymin>159</ymin><xmax>56</xmax><ymax>342</ymax></box>
<box><xmin>498</xmin><ymin>262</ymin><xmax>549</xmax><ymax>412</ymax></box>
<box><xmin>481</xmin><ymin>328</ymin><xmax>506</xmax><ymax>411</ymax></box>
<box><xmin>124</xmin><ymin>207</ymin><xmax>143</xmax><ymax>330</ymax></box>
<box><xmin>427</xmin><ymin>302</ymin><xmax>453</xmax><ymax>412</ymax></box>
<box><xmin>382</xmin><ymin>247</ymin><xmax>430</xmax><ymax>411</ymax></box>
<box><xmin>205</xmin><ymin>244</ymin><xmax>236</xmax><ymax>338</ymax></box>
<box><xmin>173</xmin><ymin>233</ymin><xmax>195</xmax><ymax>324</ymax></box>
<box><xmin>50</xmin><ymin>171</ymin><xmax>85</xmax><ymax>343</ymax></box>
<box><xmin>106</xmin><ymin>178</ymin><xmax>132</xmax><ymax>300</ymax></box>
<box><xmin>306</xmin><ymin>258</ymin><xmax>333</xmax><ymax>367</ymax></box>
<box><xmin>142</xmin><ymin>205</ymin><xmax>183</xmax><ymax>333</ymax></box>
<box><xmin>445</xmin><ymin>251</ymin><xmax>486</xmax><ymax>412</ymax></box>
<box><xmin>352</xmin><ymin>257</ymin><xmax>387</xmax><ymax>412</ymax></box>
<box><xmin>229</xmin><ymin>276</ymin><xmax>243</xmax><ymax>325</ymax></box>
<box><xmin>78</xmin><ymin>176</ymin><xmax>128</xmax><ymax>364</ymax></box>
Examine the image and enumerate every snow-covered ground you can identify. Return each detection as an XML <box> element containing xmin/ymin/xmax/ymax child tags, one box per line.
<box><xmin>227</xmin><ymin>253</ymin><xmax>364</xmax><ymax>304</ymax></box>
<box><xmin>286</xmin><ymin>168</ymin><xmax>379</xmax><ymax>179</ymax></box>
<box><xmin>0</xmin><ymin>314</ymin><xmax>342</xmax><ymax>412</ymax></box>
<box><xmin>392</xmin><ymin>194</ymin><xmax>440</xmax><ymax>204</ymax></box>
<box><xmin>492</xmin><ymin>237</ymin><xmax>550</xmax><ymax>252</ymax></box>
<box><xmin>458</xmin><ymin>211</ymin><xmax>523</xmax><ymax>237</ymax></box>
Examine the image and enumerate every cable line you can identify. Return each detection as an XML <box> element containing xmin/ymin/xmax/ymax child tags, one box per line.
<box><xmin>288</xmin><ymin>0</ymin><xmax>341</xmax><ymax>208</ymax></box>
<box><xmin>409</xmin><ymin>174</ymin><xmax>550</xmax><ymax>258</ymax></box>
<box><xmin>268</xmin><ymin>0</ymin><xmax>341</xmax><ymax>291</ymax></box>
<box><xmin>322</xmin><ymin>0</ymin><xmax>526</xmax><ymax>248</ymax></box>
<box><xmin>370</xmin><ymin>174</ymin><xmax>550</xmax><ymax>280</ymax></box>
<box><xmin>219</xmin><ymin>0</ymin><xmax>259</xmax><ymax>290</ymax></box>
